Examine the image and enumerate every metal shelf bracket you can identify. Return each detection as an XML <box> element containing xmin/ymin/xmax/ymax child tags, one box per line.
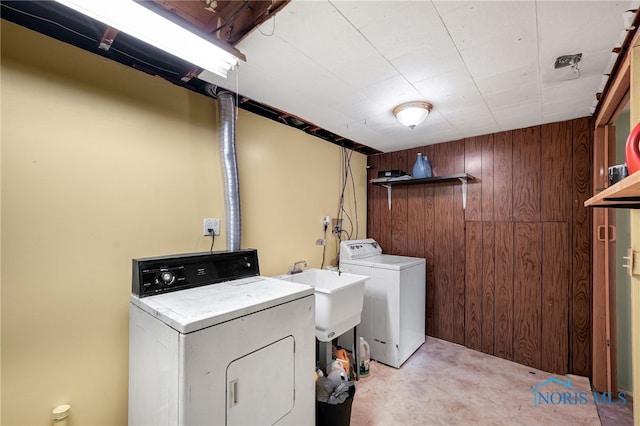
<box><xmin>458</xmin><ymin>177</ymin><xmax>468</xmax><ymax>210</ymax></box>
<box><xmin>383</xmin><ymin>184</ymin><xmax>392</xmax><ymax>210</ymax></box>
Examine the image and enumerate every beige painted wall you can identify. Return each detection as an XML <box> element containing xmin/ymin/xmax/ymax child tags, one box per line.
<box><xmin>615</xmin><ymin>111</ymin><xmax>633</xmax><ymax>392</ymax></box>
<box><xmin>1</xmin><ymin>21</ymin><xmax>366</xmax><ymax>426</ymax></box>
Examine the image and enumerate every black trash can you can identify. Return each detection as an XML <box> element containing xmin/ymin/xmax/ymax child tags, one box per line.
<box><xmin>315</xmin><ymin>384</ymin><xmax>356</xmax><ymax>426</ymax></box>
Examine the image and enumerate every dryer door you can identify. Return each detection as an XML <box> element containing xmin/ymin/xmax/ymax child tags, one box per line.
<box><xmin>226</xmin><ymin>336</ymin><xmax>295</xmax><ymax>425</ymax></box>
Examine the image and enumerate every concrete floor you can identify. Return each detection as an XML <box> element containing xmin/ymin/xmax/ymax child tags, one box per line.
<box><xmin>349</xmin><ymin>337</ymin><xmax>633</xmax><ymax>426</ymax></box>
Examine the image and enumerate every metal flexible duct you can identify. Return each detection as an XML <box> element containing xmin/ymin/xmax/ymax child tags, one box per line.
<box><xmin>216</xmin><ymin>90</ymin><xmax>242</xmax><ymax>250</ymax></box>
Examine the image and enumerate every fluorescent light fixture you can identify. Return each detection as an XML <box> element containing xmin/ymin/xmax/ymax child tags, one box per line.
<box><xmin>393</xmin><ymin>101</ymin><xmax>433</xmax><ymax>129</ymax></box>
<box><xmin>54</xmin><ymin>0</ymin><xmax>244</xmax><ymax>78</ymax></box>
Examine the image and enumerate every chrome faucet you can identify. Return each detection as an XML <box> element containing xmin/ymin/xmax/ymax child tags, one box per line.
<box><xmin>288</xmin><ymin>260</ymin><xmax>307</xmax><ymax>274</ymax></box>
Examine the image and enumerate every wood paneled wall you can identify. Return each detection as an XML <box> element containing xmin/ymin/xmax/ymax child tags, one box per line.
<box><xmin>366</xmin><ymin>117</ymin><xmax>592</xmax><ymax>376</ymax></box>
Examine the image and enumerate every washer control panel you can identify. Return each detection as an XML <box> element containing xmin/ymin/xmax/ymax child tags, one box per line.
<box><xmin>340</xmin><ymin>238</ymin><xmax>383</xmax><ymax>260</ymax></box>
<box><xmin>132</xmin><ymin>250</ymin><xmax>260</xmax><ymax>297</ymax></box>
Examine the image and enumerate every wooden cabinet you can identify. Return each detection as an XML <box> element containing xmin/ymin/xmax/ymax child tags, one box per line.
<box><xmin>584</xmin><ymin>170</ymin><xmax>640</xmax><ymax>208</ymax></box>
<box><xmin>585</xmin><ymin>27</ymin><xmax>640</xmax><ymax>423</ymax></box>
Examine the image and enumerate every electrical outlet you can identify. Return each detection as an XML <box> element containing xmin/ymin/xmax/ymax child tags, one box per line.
<box><xmin>322</xmin><ymin>215</ymin><xmax>331</xmax><ymax>231</ymax></box>
<box><xmin>203</xmin><ymin>218</ymin><xmax>220</xmax><ymax>236</ymax></box>
<box><xmin>623</xmin><ymin>248</ymin><xmax>640</xmax><ymax>277</ymax></box>
<box><xmin>332</xmin><ymin>218</ymin><xmax>343</xmax><ymax>236</ymax></box>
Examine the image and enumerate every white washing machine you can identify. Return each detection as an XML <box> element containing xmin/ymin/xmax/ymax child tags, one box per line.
<box><xmin>338</xmin><ymin>239</ymin><xmax>426</xmax><ymax>368</ymax></box>
<box><xmin>129</xmin><ymin>250</ymin><xmax>315</xmax><ymax>426</ymax></box>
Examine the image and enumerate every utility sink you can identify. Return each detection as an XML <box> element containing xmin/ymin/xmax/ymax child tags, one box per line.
<box><xmin>276</xmin><ymin>269</ymin><xmax>368</xmax><ymax>342</ymax></box>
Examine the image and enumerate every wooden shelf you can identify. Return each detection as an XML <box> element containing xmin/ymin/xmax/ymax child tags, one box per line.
<box><xmin>584</xmin><ymin>170</ymin><xmax>640</xmax><ymax>208</ymax></box>
<box><xmin>371</xmin><ymin>173</ymin><xmax>476</xmax><ymax>210</ymax></box>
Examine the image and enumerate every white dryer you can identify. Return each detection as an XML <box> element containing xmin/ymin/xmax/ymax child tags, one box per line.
<box><xmin>129</xmin><ymin>250</ymin><xmax>315</xmax><ymax>426</ymax></box>
<box><xmin>338</xmin><ymin>239</ymin><xmax>426</xmax><ymax>368</ymax></box>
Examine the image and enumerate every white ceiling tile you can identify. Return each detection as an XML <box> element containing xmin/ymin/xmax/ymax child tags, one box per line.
<box><xmin>361</xmin><ymin>75</ymin><xmax>423</xmax><ymax>110</ymax></box>
<box><xmin>475</xmin><ymin>64</ymin><xmax>540</xmax><ymax>94</ymax></box>
<box><xmin>334</xmin><ymin>1</ymin><xmax>450</xmax><ymax>60</ymax></box>
<box><xmin>412</xmin><ymin>70</ymin><xmax>479</xmax><ymax>108</ymax></box>
<box><xmin>484</xmin><ymin>82</ymin><xmax>540</xmax><ymax>110</ymax></box>
<box><xmin>435</xmin><ymin>1</ymin><xmax>538</xmax><ymax>79</ymax></box>
<box><xmin>536</xmin><ymin>1</ymin><xmax>636</xmax><ymax>56</ymax></box>
<box><xmin>391</xmin><ymin>49</ymin><xmax>466</xmax><ymax>84</ymax></box>
<box><xmin>225</xmin><ymin>0</ymin><xmax>637</xmax><ymax>152</ymax></box>
<box><xmin>492</xmin><ymin>101</ymin><xmax>543</xmax><ymax>130</ymax></box>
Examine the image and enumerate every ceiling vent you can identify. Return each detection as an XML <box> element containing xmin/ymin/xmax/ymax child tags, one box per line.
<box><xmin>554</xmin><ymin>53</ymin><xmax>582</xmax><ymax>69</ymax></box>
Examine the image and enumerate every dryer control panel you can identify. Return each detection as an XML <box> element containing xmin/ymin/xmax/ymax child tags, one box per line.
<box><xmin>132</xmin><ymin>250</ymin><xmax>260</xmax><ymax>297</ymax></box>
<box><xmin>340</xmin><ymin>238</ymin><xmax>383</xmax><ymax>260</ymax></box>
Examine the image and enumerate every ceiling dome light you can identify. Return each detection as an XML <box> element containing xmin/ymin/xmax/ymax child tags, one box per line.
<box><xmin>393</xmin><ymin>101</ymin><xmax>432</xmax><ymax>129</ymax></box>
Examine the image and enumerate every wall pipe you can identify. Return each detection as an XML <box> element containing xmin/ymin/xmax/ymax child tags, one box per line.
<box><xmin>206</xmin><ymin>85</ymin><xmax>241</xmax><ymax>251</ymax></box>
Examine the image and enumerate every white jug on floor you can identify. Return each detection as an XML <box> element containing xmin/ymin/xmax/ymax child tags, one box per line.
<box><xmin>359</xmin><ymin>337</ymin><xmax>370</xmax><ymax>377</ymax></box>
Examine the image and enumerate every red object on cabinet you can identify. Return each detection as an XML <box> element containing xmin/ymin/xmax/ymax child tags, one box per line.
<box><xmin>627</xmin><ymin>122</ymin><xmax>640</xmax><ymax>174</ymax></box>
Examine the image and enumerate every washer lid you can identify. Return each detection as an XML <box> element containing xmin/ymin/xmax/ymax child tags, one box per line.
<box><xmin>342</xmin><ymin>254</ymin><xmax>425</xmax><ymax>271</ymax></box>
<box><xmin>130</xmin><ymin>276</ymin><xmax>313</xmax><ymax>334</ymax></box>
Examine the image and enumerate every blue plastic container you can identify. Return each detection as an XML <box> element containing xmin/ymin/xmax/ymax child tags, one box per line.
<box><xmin>412</xmin><ymin>153</ymin><xmax>432</xmax><ymax>178</ymax></box>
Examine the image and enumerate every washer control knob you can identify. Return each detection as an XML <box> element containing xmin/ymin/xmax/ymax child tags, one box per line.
<box><xmin>159</xmin><ymin>271</ymin><xmax>175</xmax><ymax>285</ymax></box>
